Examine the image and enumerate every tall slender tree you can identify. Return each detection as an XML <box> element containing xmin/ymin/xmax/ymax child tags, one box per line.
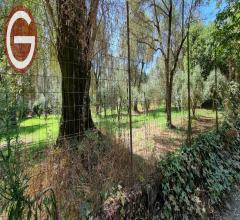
<box><xmin>131</xmin><ymin>0</ymin><xmax>203</xmax><ymax>128</ymax></box>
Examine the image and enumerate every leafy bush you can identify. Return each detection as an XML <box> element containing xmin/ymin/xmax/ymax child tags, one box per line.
<box><xmin>223</xmin><ymin>81</ymin><xmax>240</xmax><ymax>126</ymax></box>
<box><xmin>157</xmin><ymin>121</ymin><xmax>240</xmax><ymax>219</ymax></box>
<box><xmin>0</xmin><ymin>75</ymin><xmax>26</xmax><ymax>143</ymax></box>
<box><xmin>0</xmin><ymin>76</ymin><xmax>58</xmax><ymax>219</ymax></box>
<box><xmin>32</xmin><ymin>96</ymin><xmax>45</xmax><ymax>118</ymax></box>
<box><xmin>204</xmin><ymin>69</ymin><xmax>227</xmax><ymax>106</ymax></box>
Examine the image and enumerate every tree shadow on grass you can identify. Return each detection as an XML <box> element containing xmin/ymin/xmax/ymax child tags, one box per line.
<box><xmin>153</xmin><ymin>132</ymin><xmax>183</xmax><ymax>156</ymax></box>
<box><xmin>192</xmin><ymin>116</ymin><xmax>216</xmax><ymax>134</ymax></box>
<box><xmin>149</xmin><ymin>116</ymin><xmax>217</xmax><ymax>157</ymax></box>
<box><xmin>4</xmin><ymin>124</ymin><xmax>48</xmax><ymax>138</ymax></box>
<box><xmin>98</xmin><ymin>118</ymin><xmax>146</xmax><ymax>131</ymax></box>
<box><xmin>18</xmin><ymin>124</ymin><xmax>48</xmax><ymax>135</ymax></box>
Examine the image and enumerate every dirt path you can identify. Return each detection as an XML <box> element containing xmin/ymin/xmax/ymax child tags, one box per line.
<box><xmin>132</xmin><ymin>116</ymin><xmax>216</xmax><ymax>159</ymax></box>
<box><xmin>212</xmin><ymin>185</ymin><xmax>240</xmax><ymax>220</ymax></box>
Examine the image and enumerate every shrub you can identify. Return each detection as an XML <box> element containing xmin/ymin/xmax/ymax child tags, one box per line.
<box><xmin>32</xmin><ymin>96</ymin><xmax>45</xmax><ymax>118</ymax></box>
<box><xmin>0</xmin><ymin>81</ymin><xmax>58</xmax><ymax>219</ymax></box>
<box><xmin>157</xmin><ymin>121</ymin><xmax>240</xmax><ymax>219</ymax></box>
<box><xmin>223</xmin><ymin>81</ymin><xmax>240</xmax><ymax>126</ymax></box>
<box><xmin>204</xmin><ymin>69</ymin><xmax>227</xmax><ymax>107</ymax></box>
<box><xmin>0</xmin><ymin>76</ymin><xmax>26</xmax><ymax>143</ymax></box>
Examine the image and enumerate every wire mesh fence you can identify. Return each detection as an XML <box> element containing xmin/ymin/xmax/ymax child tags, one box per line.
<box><xmin>0</xmin><ymin>0</ymin><xmax>221</xmax><ymax>167</ymax></box>
<box><xmin>0</xmin><ymin>2</ymin><xmax>188</xmax><ymax>155</ymax></box>
<box><xmin>0</xmin><ymin>0</ymin><xmax>221</xmax><ymax>218</ymax></box>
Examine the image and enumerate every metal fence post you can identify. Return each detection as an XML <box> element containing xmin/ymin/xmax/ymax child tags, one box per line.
<box><xmin>187</xmin><ymin>29</ymin><xmax>192</xmax><ymax>146</ymax></box>
<box><xmin>126</xmin><ymin>0</ymin><xmax>133</xmax><ymax>180</ymax></box>
<box><xmin>215</xmin><ymin>48</ymin><xmax>219</xmax><ymax>132</ymax></box>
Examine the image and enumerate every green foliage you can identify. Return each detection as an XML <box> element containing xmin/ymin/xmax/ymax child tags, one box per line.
<box><xmin>189</xmin><ymin>23</ymin><xmax>215</xmax><ymax>78</ymax></box>
<box><xmin>223</xmin><ymin>81</ymin><xmax>240</xmax><ymax>126</ymax></box>
<box><xmin>96</xmin><ymin>119</ymin><xmax>240</xmax><ymax>219</ymax></box>
<box><xmin>0</xmin><ymin>74</ymin><xmax>58</xmax><ymax>219</ymax></box>
<box><xmin>0</xmin><ymin>142</ymin><xmax>58</xmax><ymax>220</ymax></box>
<box><xmin>33</xmin><ymin>96</ymin><xmax>45</xmax><ymax>118</ymax></box>
<box><xmin>204</xmin><ymin>69</ymin><xmax>227</xmax><ymax>103</ymax></box>
<box><xmin>157</xmin><ymin>121</ymin><xmax>240</xmax><ymax>219</ymax></box>
<box><xmin>173</xmin><ymin>65</ymin><xmax>204</xmax><ymax>115</ymax></box>
<box><xmin>188</xmin><ymin>21</ymin><xmax>230</xmax><ymax>79</ymax></box>
<box><xmin>0</xmin><ymin>74</ymin><xmax>27</xmax><ymax>144</ymax></box>
<box><xmin>215</xmin><ymin>1</ymin><xmax>240</xmax><ymax>80</ymax></box>
<box><xmin>215</xmin><ymin>1</ymin><xmax>240</xmax><ymax>55</ymax></box>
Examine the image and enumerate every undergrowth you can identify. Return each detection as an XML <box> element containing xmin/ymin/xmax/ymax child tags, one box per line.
<box><xmin>2</xmin><ymin>120</ymin><xmax>239</xmax><ymax>219</ymax></box>
<box><xmin>97</xmin><ymin>120</ymin><xmax>240</xmax><ymax>219</ymax></box>
<box><xmin>157</xmin><ymin>121</ymin><xmax>240</xmax><ymax>219</ymax></box>
<box><xmin>29</xmin><ymin>131</ymin><xmax>154</xmax><ymax>219</ymax></box>
<box><xmin>0</xmin><ymin>142</ymin><xmax>58</xmax><ymax>220</ymax></box>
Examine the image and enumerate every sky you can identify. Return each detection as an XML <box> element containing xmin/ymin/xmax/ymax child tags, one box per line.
<box><xmin>199</xmin><ymin>0</ymin><xmax>226</xmax><ymax>24</ymax></box>
<box><xmin>143</xmin><ymin>1</ymin><xmax>228</xmax><ymax>74</ymax></box>
<box><xmin>110</xmin><ymin>0</ymin><xmax>227</xmax><ymax>64</ymax></box>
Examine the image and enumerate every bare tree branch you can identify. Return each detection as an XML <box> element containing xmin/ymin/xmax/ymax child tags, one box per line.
<box><xmin>44</xmin><ymin>0</ymin><xmax>57</xmax><ymax>31</ymax></box>
<box><xmin>137</xmin><ymin>39</ymin><xmax>161</xmax><ymax>52</ymax></box>
<box><xmin>152</xmin><ymin>0</ymin><xmax>167</xmax><ymax>59</ymax></box>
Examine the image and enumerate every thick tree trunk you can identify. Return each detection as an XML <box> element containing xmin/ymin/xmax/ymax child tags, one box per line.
<box><xmin>58</xmin><ymin>48</ymin><xmax>95</xmax><ymax>140</ymax></box>
<box><xmin>57</xmin><ymin>0</ymin><xmax>97</xmax><ymax>142</ymax></box>
<box><xmin>56</xmin><ymin>0</ymin><xmax>99</xmax><ymax>142</ymax></box>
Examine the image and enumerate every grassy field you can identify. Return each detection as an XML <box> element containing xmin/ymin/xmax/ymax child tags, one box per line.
<box><xmin>19</xmin><ymin>115</ymin><xmax>60</xmax><ymax>145</ymax></box>
<box><xmin>1</xmin><ymin>108</ymin><xmax>220</xmax><ymax>152</ymax></box>
<box><xmin>95</xmin><ymin>107</ymin><xmax>218</xmax><ymax>131</ymax></box>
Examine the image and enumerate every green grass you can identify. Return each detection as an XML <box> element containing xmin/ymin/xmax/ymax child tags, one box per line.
<box><xmin>1</xmin><ymin>107</ymin><xmax>220</xmax><ymax>152</ymax></box>
<box><xmin>19</xmin><ymin>115</ymin><xmax>60</xmax><ymax>144</ymax></box>
<box><xmin>95</xmin><ymin>107</ymin><xmax>219</xmax><ymax>131</ymax></box>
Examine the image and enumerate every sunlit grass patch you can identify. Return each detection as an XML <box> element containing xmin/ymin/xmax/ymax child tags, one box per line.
<box><xmin>1</xmin><ymin>108</ymin><xmax>221</xmax><ymax>153</ymax></box>
<box><xmin>19</xmin><ymin>114</ymin><xmax>60</xmax><ymax>144</ymax></box>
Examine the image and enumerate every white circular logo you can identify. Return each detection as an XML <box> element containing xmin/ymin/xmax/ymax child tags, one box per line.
<box><xmin>4</xmin><ymin>6</ymin><xmax>37</xmax><ymax>73</ymax></box>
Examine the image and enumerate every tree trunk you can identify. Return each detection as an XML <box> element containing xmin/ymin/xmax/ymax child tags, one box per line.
<box><xmin>133</xmin><ymin>98</ymin><xmax>139</xmax><ymax>113</ymax></box>
<box><xmin>165</xmin><ymin>66</ymin><xmax>174</xmax><ymax>128</ymax></box>
<box><xmin>165</xmin><ymin>1</ymin><xmax>174</xmax><ymax>129</ymax></box>
<box><xmin>58</xmin><ymin>49</ymin><xmax>95</xmax><ymax>140</ymax></box>
<box><xmin>56</xmin><ymin>0</ymin><xmax>99</xmax><ymax>142</ymax></box>
<box><xmin>192</xmin><ymin>105</ymin><xmax>196</xmax><ymax>118</ymax></box>
<box><xmin>96</xmin><ymin>81</ymin><xmax>100</xmax><ymax>115</ymax></box>
<box><xmin>165</xmin><ymin>82</ymin><xmax>173</xmax><ymax>128</ymax></box>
